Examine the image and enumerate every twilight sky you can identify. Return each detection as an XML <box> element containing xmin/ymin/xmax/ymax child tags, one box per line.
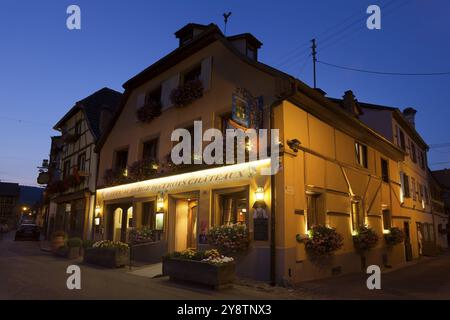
<box><xmin>0</xmin><ymin>0</ymin><xmax>449</xmax><ymax>187</ymax></box>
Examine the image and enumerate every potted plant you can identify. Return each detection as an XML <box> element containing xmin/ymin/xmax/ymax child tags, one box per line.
<box><xmin>207</xmin><ymin>223</ymin><xmax>249</xmax><ymax>254</ymax></box>
<box><xmin>136</xmin><ymin>99</ymin><xmax>162</xmax><ymax>123</ymax></box>
<box><xmin>170</xmin><ymin>79</ymin><xmax>204</xmax><ymax>107</ymax></box>
<box><xmin>81</xmin><ymin>239</ymin><xmax>96</xmax><ymax>257</ymax></box>
<box><xmin>84</xmin><ymin>240</ymin><xmax>129</xmax><ymax>268</ymax></box>
<box><xmin>51</xmin><ymin>230</ymin><xmax>67</xmax><ymax>253</ymax></box>
<box><xmin>353</xmin><ymin>226</ymin><xmax>379</xmax><ymax>252</ymax></box>
<box><xmin>66</xmin><ymin>237</ymin><xmax>82</xmax><ymax>259</ymax></box>
<box><xmin>128</xmin><ymin>227</ymin><xmax>154</xmax><ymax>245</ymax></box>
<box><xmin>301</xmin><ymin>225</ymin><xmax>344</xmax><ymax>257</ymax></box>
<box><xmin>384</xmin><ymin>227</ymin><xmax>405</xmax><ymax>246</ymax></box>
<box><xmin>163</xmin><ymin>249</ymin><xmax>235</xmax><ymax>289</ymax></box>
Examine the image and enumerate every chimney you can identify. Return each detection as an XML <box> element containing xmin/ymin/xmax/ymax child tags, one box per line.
<box><xmin>341</xmin><ymin>90</ymin><xmax>362</xmax><ymax>117</ymax></box>
<box><xmin>403</xmin><ymin>107</ymin><xmax>417</xmax><ymax>127</ymax></box>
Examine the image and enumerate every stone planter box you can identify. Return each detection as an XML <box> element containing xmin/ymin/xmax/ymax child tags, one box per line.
<box><xmin>162</xmin><ymin>257</ymin><xmax>235</xmax><ymax>289</ymax></box>
<box><xmin>67</xmin><ymin>247</ymin><xmax>81</xmax><ymax>259</ymax></box>
<box><xmin>131</xmin><ymin>241</ymin><xmax>168</xmax><ymax>263</ymax></box>
<box><xmin>84</xmin><ymin>247</ymin><xmax>129</xmax><ymax>268</ymax></box>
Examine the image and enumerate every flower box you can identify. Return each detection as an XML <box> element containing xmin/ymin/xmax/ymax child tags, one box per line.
<box><xmin>162</xmin><ymin>257</ymin><xmax>235</xmax><ymax>289</ymax></box>
<box><xmin>84</xmin><ymin>247</ymin><xmax>129</xmax><ymax>268</ymax></box>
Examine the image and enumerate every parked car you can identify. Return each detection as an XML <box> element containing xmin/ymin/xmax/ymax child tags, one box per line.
<box><xmin>15</xmin><ymin>224</ymin><xmax>40</xmax><ymax>241</ymax></box>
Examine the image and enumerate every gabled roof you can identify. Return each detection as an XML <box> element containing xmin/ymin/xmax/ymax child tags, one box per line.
<box><xmin>332</xmin><ymin>99</ymin><xmax>429</xmax><ymax>151</ymax></box>
<box><xmin>227</xmin><ymin>33</ymin><xmax>263</xmax><ymax>49</ymax></box>
<box><xmin>53</xmin><ymin>87</ymin><xmax>123</xmax><ymax>141</ymax></box>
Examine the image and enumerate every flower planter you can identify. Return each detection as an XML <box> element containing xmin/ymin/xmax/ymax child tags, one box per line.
<box><xmin>162</xmin><ymin>257</ymin><xmax>235</xmax><ymax>289</ymax></box>
<box><xmin>67</xmin><ymin>247</ymin><xmax>81</xmax><ymax>259</ymax></box>
<box><xmin>84</xmin><ymin>247</ymin><xmax>129</xmax><ymax>268</ymax></box>
<box><xmin>51</xmin><ymin>236</ymin><xmax>65</xmax><ymax>253</ymax></box>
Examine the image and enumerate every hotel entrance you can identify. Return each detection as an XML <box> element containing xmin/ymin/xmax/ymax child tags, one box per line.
<box><xmin>106</xmin><ymin>202</ymin><xmax>133</xmax><ymax>242</ymax></box>
<box><xmin>169</xmin><ymin>192</ymin><xmax>199</xmax><ymax>251</ymax></box>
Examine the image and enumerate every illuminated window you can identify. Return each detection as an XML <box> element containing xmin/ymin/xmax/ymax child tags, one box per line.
<box><xmin>351</xmin><ymin>200</ymin><xmax>364</xmax><ymax>231</ymax></box>
<box><xmin>400</xmin><ymin>172</ymin><xmax>410</xmax><ymax>198</ymax></box>
<box><xmin>355</xmin><ymin>142</ymin><xmax>368</xmax><ymax>168</ymax></box>
<box><xmin>218</xmin><ymin>190</ymin><xmax>248</xmax><ymax>226</ymax></box>
<box><xmin>306</xmin><ymin>193</ymin><xmax>324</xmax><ymax>230</ymax></box>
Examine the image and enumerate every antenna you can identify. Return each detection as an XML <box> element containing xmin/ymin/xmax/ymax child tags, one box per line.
<box><xmin>223</xmin><ymin>12</ymin><xmax>232</xmax><ymax>35</ymax></box>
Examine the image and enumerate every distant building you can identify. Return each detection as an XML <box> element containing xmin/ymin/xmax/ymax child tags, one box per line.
<box><xmin>431</xmin><ymin>168</ymin><xmax>450</xmax><ymax>247</ymax></box>
<box><xmin>18</xmin><ymin>186</ymin><xmax>43</xmax><ymax>225</ymax></box>
<box><xmin>43</xmin><ymin>88</ymin><xmax>122</xmax><ymax>239</ymax></box>
<box><xmin>0</xmin><ymin>182</ymin><xmax>20</xmax><ymax>226</ymax></box>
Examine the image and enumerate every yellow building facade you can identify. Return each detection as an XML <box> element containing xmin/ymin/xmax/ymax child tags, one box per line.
<box><xmin>94</xmin><ymin>23</ymin><xmax>435</xmax><ymax>284</ymax></box>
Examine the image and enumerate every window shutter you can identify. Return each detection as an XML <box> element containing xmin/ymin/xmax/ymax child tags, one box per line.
<box><xmin>161</xmin><ymin>74</ymin><xmax>180</xmax><ymax>110</ymax></box>
<box><xmin>136</xmin><ymin>93</ymin><xmax>145</xmax><ymax>109</ymax></box>
<box><xmin>200</xmin><ymin>56</ymin><xmax>212</xmax><ymax>91</ymax></box>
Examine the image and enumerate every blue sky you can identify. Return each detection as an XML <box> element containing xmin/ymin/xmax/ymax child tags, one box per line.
<box><xmin>0</xmin><ymin>0</ymin><xmax>449</xmax><ymax>186</ymax></box>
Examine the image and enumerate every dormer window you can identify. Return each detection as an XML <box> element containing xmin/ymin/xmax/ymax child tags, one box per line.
<box><xmin>179</xmin><ymin>32</ymin><xmax>193</xmax><ymax>46</ymax></box>
<box><xmin>246</xmin><ymin>44</ymin><xmax>257</xmax><ymax>60</ymax></box>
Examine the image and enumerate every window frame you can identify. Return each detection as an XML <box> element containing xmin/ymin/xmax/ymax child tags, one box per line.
<box><xmin>355</xmin><ymin>141</ymin><xmax>368</xmax><ymax>168</ymax></box>
<box><xmin>381</xmin><ymin>158</ymin><xmax>389</xmax><ymax>183</ymax></box>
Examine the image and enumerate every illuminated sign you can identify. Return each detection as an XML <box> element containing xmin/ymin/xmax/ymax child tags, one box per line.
<box><xmin>97</xmin><ymin>159</ymin><xmax>271</xmax><ymax>200</ymax></box>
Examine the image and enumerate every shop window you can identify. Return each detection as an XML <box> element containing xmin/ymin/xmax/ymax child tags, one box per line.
<box><xmin>355</xmin><ymin>142</ymin><xmax>368</xmax><ymax>168</ymax></box>
<box><xmin>382</xmin><ymin>209</ymin><xmax>391</xmax><ymax>230</ymax></box>
<box><xmin>381</xmin><ymin>158</ymin><xmax>389</xmax><ymax>183</ymax></box>
<box><xmin>351</xmin><ymin>200</ymin><xmax>364</xmax><ymax>231</ymax></box>
<box><xmin>306</xmin><ymin>193</ymin><xmax>324</xmax><ymax>230</ymax></box>
<box><xmin>218</xmin><ymin>190</ymin><xmax>248</xmax><ymax>225</ymax></box>
<box><xmin>142</xmin><ymin>201</ymin><xmax>155</xmax><ymax>229</ymax></box>
<box><xmin>142</xmin><ymin>138</ymin><xmax>158</xmax><ymax>161</ymax></box>
<box><xmin>115</xmin><ymin>149</ymin><xmax>128</xmax><ymax>171</ymax></box>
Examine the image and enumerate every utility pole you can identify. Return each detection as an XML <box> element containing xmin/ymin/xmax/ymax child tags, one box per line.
<box><xmin>311</xmin><ymin>38</ymin><xmax>317</xmax><ymax>88</ymax></box>
<box><xmin>223</xmin><ymin>12</ymin><xmax>232</xmax><ymax>35</ymax></box>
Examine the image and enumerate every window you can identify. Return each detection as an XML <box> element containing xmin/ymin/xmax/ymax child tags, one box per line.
<box><xmin>418</xmin><ymin>183</ymin><xmax>423</xmax><ymax>202</ymax></box>
<box><xmin>410</xmin><ymin>141</ymin><xmax>417</xmax><ymax>163</ymax></box>
<box><xmin>306</xmin><ymin>193</ymin><xmax>324</xmax><ymax>230</ymax></box>
<box><xmin>424</xmin><ymin>186</ymin><xmax>429</xmax><ymax>204</ymax></box>
<box><xmin>382</xmin><ymin>209</ymin><xmax>391</xmax><ymax>230</ymax></box>
<box><xmin>246</xmin><ymin>45</ymin><xmax>257</xmax><ymax>60</ymax></box>
<box><xmin>411</xmin><ymin>178</ymin><xmax>417</xmax><ymax>200</ymax></box>
<box><xmin>142</xmin><ymin>138</ymin><xmax>158</xmax><ymax>161</ymax></box>
<box><xmin>63</xmin><ymin>160</ymin><xmax>71</xmax><ymax>179</ymax></box>
<box><xmin>398</xmin><ymin>128</ymin><xmax>406</xmax><ymax>150</ymax></box>
<box><xmin>183</xmin><ymin>65</ymin><xmax>201</xmax><ymax>84</ymax></box>
<box><xmin>351</xmin><ymin>200</ymin><xmax>364</xmax><ymax>231</ymax></box>
<box><xmin>219</xmin><ymin>190</ymin><xmax>248</xmax><ymax>225</ymax></box>
<box><xmin>146</xmin><ymin>86</ymin><xmax>162</xmax><ymax>105</ymax></box>
<box><xmin>74</xmin><ymin>120</ymin><xmax>82</xmax><ymax>136</ymax></box>
<box><xmin>115</xmin><ymin>149</ymin><xmax>128</xmax><ymax>171</ymax></box>
<box><xmin>141</xmin><ymin>201</ymin><xmax>155</xmax><ymax>229</ymax></box>
<box><xmin>381</xmin><ymin>158</ymin><xmax>389</xmax><ymax>183</ymax></box>
<box><xmin>401</xmin><ymin>172</ymin><xmax>410</xmax><ymax>198</ymax></box>
<box><xmin>355</xmin><ymin>142</ymin><xmax>368</xmax><ymax>168</ymax></box>
<box><xmin>419</xmin><ymin>152</ymin><xmax>425</xmax><ymax>170</ymax></box>
<box><xmin>77</xmin><ymin>153</ymin><xmax>86</xmax><ymax>172</ymax></box>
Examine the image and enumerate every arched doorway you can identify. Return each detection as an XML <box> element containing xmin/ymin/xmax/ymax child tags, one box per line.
<box><xmin>106</xmin><ymin>203</ymin><xmax>133</xmax><ymax>242</ymax></box>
